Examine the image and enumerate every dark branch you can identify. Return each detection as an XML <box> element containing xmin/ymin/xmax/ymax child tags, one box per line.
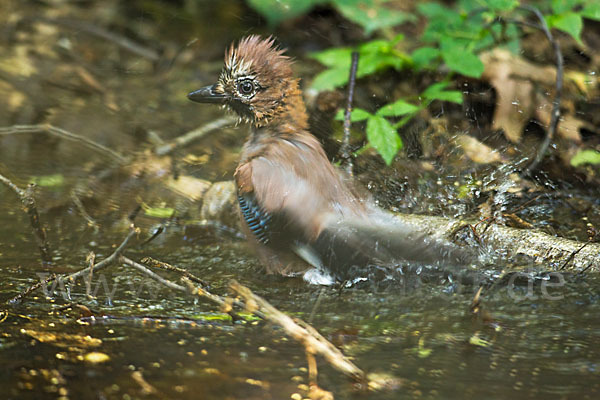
<box><xmin>0</xmin><ymin>174</ymin><xmax>52</xmax><ymax>266</ymax></box>
<box><xmin>340</xmin><ymin>51</ymin><xmax>360</xmax><ymax>176</ymax></box>
<box><xmin>517</xmin><ymin>5</ymin><xmax>564</xmax><ymax>176</ymax></box>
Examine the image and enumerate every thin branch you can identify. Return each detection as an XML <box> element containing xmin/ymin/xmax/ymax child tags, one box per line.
<box><xmin>517</xmin><ymin>5</ymin><xmax>564</xmax><ymax>176</ymax></box>
<box><xmin>71</xmin><ymin>190</ymin><xmax>99</xmax><ymax>232</ymax></box>
<box><xmin>229</xmin><ymin>280</ymin><xmax>366</xmax><ymax>384</ymax></box>
<box><xmin>340</xmin><ymin>52</ymin><xmax>360</xmax><ymax>176</ymax></box>
<box><xmin>154</xmin><ymin>116</ymin><xmax>237</xmax><ymax>156</ymax></box>
<box><xmin>140</xmin><ymin>257</ymin><xmax>207</xmax><ymax>286</ymax></box>
<box><xmin>0</xmin><ymin>174</ymin><xmax>52</xmax><ymax>266</ymax></box>
<box><xmin>8</xmin><ymin>224</ymin><xmax>139</xmax><ymax>304</ymax></box>
<box><xmin>120</xmin><ymin>256</ymin><xmax>186</xmax><ymax>292</ymax></box>
<box><xmin>7</xmin><ymin>273</ymin><xmax>57</xmax><ymax>305</ymax></box>
<box><xmin>85</xmin><ymin>252</ymin><xmax>96</xmax><ymax>299</ymax></box>
<box><xmin>36</xmin><ymin>17</ymin><xmax>161</xmax><ymax>62</ymax></box>
<box><xmin>68</xmin><ymin>225</ymin><xmax>139</xmax><ymax>280</ymax></box>
<box><xmin>121</xmin><ymin>257</ymin><xmax>262</xmax><ymax>318</ymax></box>
<box><xmin>0</xmin><ymin>124</ymin><xmax>128</xmax><ymax>164</ymax></box>
<box><xmin>559</xmin><ymin>241</ymin><xmax>590</xmax><ymax>270</ymax></box>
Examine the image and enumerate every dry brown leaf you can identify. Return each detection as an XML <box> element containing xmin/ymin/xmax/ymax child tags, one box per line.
<box><xmin>481</xmin><ymin>50</ymin><xmax>537</xmax><ymax>142</ymax></box>
<box><xmin>480</xmin><ymin>49</ymin><xmax>592</xmax><ymax>143</ymax></box>
<box><xmin>456</xmin><ymin>135</ymin><xmax>504</xmax><ymax>164</ymax></box>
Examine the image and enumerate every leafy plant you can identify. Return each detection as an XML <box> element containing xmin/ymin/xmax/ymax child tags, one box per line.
<box><xmin>570</xmin><ymin>150</ymin><xmax>600</xmax><ymax>167</ymax></box>
<box><xmin>334</xmin><ymin>82</ymin><xmax>462</xmax><ymax>164</ymax></box>
<box><xmin>247</xmin><ymin>0</ymin><xmax>413</xmax><ymax>34</ymax></box>
<box><xmin>310</xmin><ymin>35</ymin><xmax>408</xmax><ymax>91</ymax></box>
<box><xmin>247</xmin><ymin>0</ymin><xmax>600</xmax><ymax>165</ymax></box>
<box><xmin>546</xmin><ymin>0</ymin><xmax>600</xmax><ymax>44</ymax></box>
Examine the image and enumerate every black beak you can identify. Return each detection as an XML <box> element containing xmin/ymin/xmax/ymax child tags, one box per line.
<box><xmin>187</xmin><ymin>84</ymin><xmax>226</xmax><ymax>104</ymax></box>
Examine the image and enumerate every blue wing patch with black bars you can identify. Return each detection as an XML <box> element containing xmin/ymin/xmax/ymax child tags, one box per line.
<box><xmin>238</xmin><ymin>194</ymin><xmax>272</xmax><ymax>244</ymax></box>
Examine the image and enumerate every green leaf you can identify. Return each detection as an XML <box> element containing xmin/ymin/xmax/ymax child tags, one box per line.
<box><xmin>310</xmin><ymin>47</ymin><xmax>353</xmax><ymax>68</ymax></box>
<box><xmin>486</xmin><ymin>0</ymin><xmax>519</xmax><ymax>12</ymax></box>
<box><xmin>246</xmin><ymin>0</ymin><xmax>324</xmax><ymax>25</ymax></box>
<box><xmin>469</xmin><ymin>334</ymin><xmax>492</xmax><ymax>347</ymax></box>
<box><xmin>422</xmin><ymin>81</ymin><xmax>449</xmax><ymax>96</ymax></box>
<box><xmin>422</xmin><ymin>82</ymin><xmax>463</xmax><ymax>104</ymax></box>
<box><xmin>547</xmin><ymin>12</ymin><xmax>583</xmax><ymax>44</ymax></box>
<box><xmin>423</xmin><ymin>89</ymin><xmax>463</xmax><ymax>104</ymax></box>
<box><xmin>357</xmin><ymin>51</ymin><xmax>403</xmax><ymax>77</ymax></box>
<box><xmin>30</xmin><ymin>174</ymin><xmax>65</xmax><ymax>187</ymax></box>
<box><xmin>551</xmin><ymin>0</ymin><xmax>581</xmax><ymax>15</ymax></box>
<box><xmin>570</xmin><ymin>149</ymin><xmax>600</xmax><ymax>167</ymax></box>
<box><xmin>144</xmin><ymin>207</ymin><xmax>175</xmax><ymax>218</ymax></box>
<box><xmin>335</xmin><ymin>108</ymin><xmax>372</xmax><ymax>121</ymax></box>
<box><xmin>440</xmin><ymin>39</ymin><xmax>484</xmax><ymax>78</ymax></box>
<box><xmin>366</xmin><ymin>115</ymin><xmax>402</xmax><ymax>165</ymax></box>
<box><xmin>376</xmin><ymin>99</ymin><xmax>420</xmax><ymax>117</ymax></box>
<box><xmin>417</xmin><ymin>2</ymin><xmax>451</xmax><ymax>19</ymax></box>
<box><xmin>310</xmin><ymin>68</ymin><xmax>350</xmax><ymax>91</ymax></box>
<box><xmin>418</xmin><ymin>3</ymin><xmax>462</xmax><ymax>43</ymax></box>
<box><xmin>411</xmin><ymin>47</ymin><xmax>440</xmax><ymax>70</ymax></box>
<box><xmin>334</xmin><ymin>0</ymin><xmax>414</xmax><ymax>35</ymax></box>
<box><xmin>356</xmin><ymin>38</ymin><xmax>407</xmax><ymax>77</ymax></box>
<box><xmin>583</xmin><ymin>3</ymin><xmax>600</xmax><ymax>20</ymax></box>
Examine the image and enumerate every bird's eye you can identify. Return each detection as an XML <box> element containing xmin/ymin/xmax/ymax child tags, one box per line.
<box><xmin>237</xmin><ymin>80</ymin><xmax>255</xmax><ymax>96</ymax></box>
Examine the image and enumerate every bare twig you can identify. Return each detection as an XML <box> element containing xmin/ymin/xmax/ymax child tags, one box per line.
<box><xmin>517</xmin><ymin>6</ymin><xmax>563</xmax><ymax>176</ymax></box>
<box><xmin>121</xmin><ymin>257</ymin><xmax>260</xmax><ymax>318</ymax></box>
<box><xmin>8</xmin><ymin>224</ymin><xmax>139</xmax><ymax>304</ymax></box>
<box><xmin>140</xmin><ymin>257</ymin><xmax>207</xmax><ymax>286</ymax></box>
<box><xmin>0</xmin><ymin>174</ymin><xmax>52</xmax><ymax>266</ymax></box>
<box><xmin>120</xmin><ymin>256</ymin><xmax>186</xmax><ymax>292</ymax></box>
<box><xmin>340</xmin><ymin>52</ymin><xmax>360</xmax><ymax>176</ymax></box>
<box><xmin>65</xmin><ymin>225</ymin><xmax>139</xmax><ymax>282</ymax></box>
<box><xmin>85</xmin><ymin>252</ymin><xmax>96</xmax><ymax>299</ymax></box>
<box><xmin>560</xmin><ymin>241</ymin><xmax>590</xmax><ymax>270</ymax></box>
<box><xmin>7</xmin><ymin>273</ymin><xmax>58</xmax><ymax>305</ymax></box>
<box><xmin>71</xmin><ymin>190</ymin><xmax>99</xmax><ymax>232</ymax></box>
<box><xmin>0</xmin><ymin>124</ymin><xmax>127</xmax><ymax>164</ymax></box>
<box><xmin>229</xmin><ymin>280</ymin><xmax>366</xmax><ymax>384</ymax></box>
<box><xmin>154</xmin><ymin>116</ymin><xmax>237</xmax><ymax>156</ymax></box>
<box><xmin>36</xmin><ymin>17</ymin><xmax>161</xmax><ymax>62</ymax></box>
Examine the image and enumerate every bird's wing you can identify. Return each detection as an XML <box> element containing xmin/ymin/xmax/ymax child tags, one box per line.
<box><xmin>312</xmin><ymin>212</ymin><xmax>476</xmax><ymax>279</ymax></box>
<box><xmin>235</xmin><ymin>144</ymin><xmax>475</xmax><ymax>280</ymax></box>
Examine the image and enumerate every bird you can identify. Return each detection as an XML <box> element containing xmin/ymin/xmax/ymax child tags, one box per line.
<box><xmin>187</xmin><ymin>35</ymin><xmax>474</xmax><ymax>284</ymax></box>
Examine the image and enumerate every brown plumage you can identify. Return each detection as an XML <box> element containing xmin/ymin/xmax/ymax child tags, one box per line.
<box><xmin>188</xmin><ymin>36</ymin><xmax>474</xmax><ymax>282</ymax></box>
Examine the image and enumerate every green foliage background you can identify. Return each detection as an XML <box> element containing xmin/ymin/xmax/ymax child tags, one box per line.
<box><xmin>247</xmin><ymin>0</ymin><xmax>600</xmax><ymax>165</ymax></box>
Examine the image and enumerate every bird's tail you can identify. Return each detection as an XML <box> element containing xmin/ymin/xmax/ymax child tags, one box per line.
<box><xmin>295</xmin><ymin>211</ymin><xmax>476</xmax><ymax>281</ymax></box>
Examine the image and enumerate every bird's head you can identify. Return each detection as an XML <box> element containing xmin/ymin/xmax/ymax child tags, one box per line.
<box><xmin>188</xmin><ymin>36</ymin><xmax>306</xmax><ymax>128</ymax></box>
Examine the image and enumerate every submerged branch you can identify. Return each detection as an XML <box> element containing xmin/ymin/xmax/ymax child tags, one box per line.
<box><xmin>35</xmin><ymin>17</ymin><xmax>161</xmax><ymax>62</ymax></box>
<box><xmin>121</xmin><ymin>256</ymin><xmax>186</xmax><ymax>292</ymax></box>
<box><xmin>230</xmin><ymin>280</ymin><xmax>367</xmax><ymax>384</ymax></box>
<box><xmin>8</xmin><ymin>224</ymin><xmax>139</xmax><ymax>304</ymax></box>
<box><xmin>0</xmin><ymin>173</ymin><xmax>52</xmax><ymax>266</ymax></box>
<box><xmin>0</xmin><ymin>124</ymin><xmax>128</xmax><ymax>164</ymax></box>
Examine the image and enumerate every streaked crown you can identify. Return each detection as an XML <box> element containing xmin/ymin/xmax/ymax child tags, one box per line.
<box><xmin>188</xmin><ymin>36</ymin><xmax>307</xmax><ymax>128</ymax></box>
